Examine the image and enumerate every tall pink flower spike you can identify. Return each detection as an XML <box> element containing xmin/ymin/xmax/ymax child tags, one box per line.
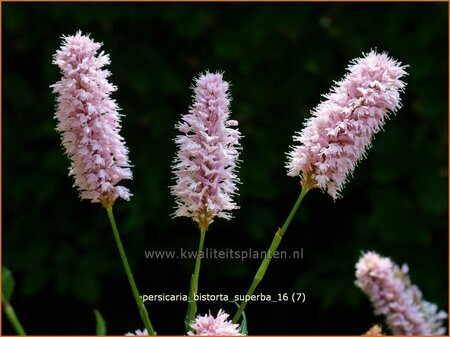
<box><xmin>51</xmin><ymin>31</ymin><xmax>132</xmax><ymax>208</ymax></box>
<box><xmin>287</xmin><ymin>51</ymin><xmax>408</xmax><ymax>199</ymax></box>
<box><xmin>171</xmin><ymin>72</ymin><xmax>241</xmax><ymax>229</ymax></box>
<box><xmin>188</xmin><ymin>310</ymin><xmax>243</xmax><ymax>336</ymax></box>
<box><xmin>356</xmin><ymin>251</ymin><xmax>447</xmax><ymax>335</ymax></box>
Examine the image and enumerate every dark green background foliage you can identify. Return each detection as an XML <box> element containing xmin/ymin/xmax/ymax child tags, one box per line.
<box><xmin>3</xmin><ymin>2</ymin><xmax>448</xmax><ymax>335</ymax></box>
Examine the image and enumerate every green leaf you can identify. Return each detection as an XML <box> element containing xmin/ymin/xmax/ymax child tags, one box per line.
<box><xmin>240</xmin><ymin>309</ymin><xmax>248</xmax><ymax>335</ymax></box>
<box><xmin>233</xmin><ymin>302</ymin><xmax>248</xmax><ymax>335</ymax></box>
<box><xmin>94</xmin><ymin>309</ymin><xmax>106</xmax><ymax>336</ymax></box>
<box><xmin>184</xmin><ymin>274</ymin><xmax>196</xmax><ymax>332</ymax></box>
<box><xmin>2</xmin><ymin>266</ymin><xmax>15</xmax><ymax>302</ymax></box>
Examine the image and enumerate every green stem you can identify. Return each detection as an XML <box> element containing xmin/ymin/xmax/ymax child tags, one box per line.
<box><xmin>2</xmin><ymin>294</ymin><xmax>26</xmax><ymax>335</ymax></box>
<box><xmin>188</xmin><ymin>229</ymin><xmax>206</xmax><ymax>327</ymax></box>
<box><xmin>106</xmin><ymin>207</ymin><xmax>156</xmax><ymax>335</ymax></box>
<box><xmin>232</xmin><ymin>187</ymin><xmax>309</xmax><ymax>324</ymax></box>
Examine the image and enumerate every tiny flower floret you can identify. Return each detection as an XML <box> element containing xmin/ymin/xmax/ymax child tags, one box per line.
<box><xmin>51</xmin><ymin>31</ymin><xmax>132</xmax><ymax>207</ymax></box>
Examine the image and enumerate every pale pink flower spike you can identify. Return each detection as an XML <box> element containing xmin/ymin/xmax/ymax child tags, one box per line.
<box><xmin>188</xmin><ymin>310</ymin><xmax>243</xmax><ymax>336</ymax></box>
<box><xmin>171</xmin><ymin>72</ymin><xmax>241</xmax><ymax>229</ymax></box>
<box><xmin>51</xmin><ymin>31</ymin><xmax>132</xmax><ymax>208</ymax></box>
<box><xmin>356</xmin><ymin>251</ymin><xmax>447</xmax><ymax>335</ymax></box>
<box><xmin>287</xmin><ymin>51</ymin><xmax>408</xmax><ymax>199</ymax></box>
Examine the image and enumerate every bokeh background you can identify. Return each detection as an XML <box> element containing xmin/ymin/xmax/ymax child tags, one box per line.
<box><xmin>3</xmin><ymin>2</ymin><xmax>448</xmax><ymax>335</ymax></box>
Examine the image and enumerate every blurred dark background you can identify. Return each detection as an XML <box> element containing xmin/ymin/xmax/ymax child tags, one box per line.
<box><xmin>2</xmin><ymin>2</ymin><xmax>448</xmax><ymax>335</ymax></box>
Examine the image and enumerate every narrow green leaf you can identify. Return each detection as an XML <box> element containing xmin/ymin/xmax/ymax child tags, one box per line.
<box><xmin>233</xmin><ymin>302</ymin><xmax>248</xmax><ymax>335</ymax></box>
<box><xmin>184</xmin><ymin>274</ymin><xmax>196</xmax><ymax>332</ymax></box>
<box><xmin>2</xmin><ymin>266</ymin><xmax>15</xmax><ymax>302</ymax></box>
<box><xmin>240</xmin><ymin>309</ymin><xmax>248</xmax><ymax>335</ymax></box>
<box><xmin>94</xmin><ymin>309</ymin><xmax>106</xmax><ymax>336</ymax></box>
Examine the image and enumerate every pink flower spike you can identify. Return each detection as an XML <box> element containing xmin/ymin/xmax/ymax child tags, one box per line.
<box><xmin>287</xmin><ymin>51</ymin><xmax>408</xmax><ymax>199</ymax></box>
<box><xmin>188</xmin><ymin>309</ymin><xmax>244</xmax><ymax>336</ymax></box>
<box><xmin>356</xmin><ymin>251</ymin><xmax>447</xmax><ymax>335</ymax></box>
<box><xmin>51</xmin><ymin>31</ymin><xmax>132</xmax><ymax>208</ymax></box>
<box><xmin>171</xmin><ymin>72</ymin><xmax>241</xmax><ymax>229</ymax></box>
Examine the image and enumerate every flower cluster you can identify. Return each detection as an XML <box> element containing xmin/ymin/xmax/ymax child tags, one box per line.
<box><xmin>125</xmin><ymin>328</ymin><xmax>148</xmax><ymax>336</ymax></box>
<box><xmin>355</xmin><ymin>252</ymin><xmax>447</xmax><ymax>335</ymax></box>
<box><xmin>287</xmin><ymin>51</ymin><xmax>407</xmax><ymax>199</ymax></box>
<box><xmin>51</xmin><ymin>31</ymin><xmax>132</xmax><ymax>208</ymax></box>
<box><xmin>188</xmin><ymin>310</ymin><xmax>243</xmax><ymax>336</ymax></box>
<box><xmin>171</xmin><ymin>72</ymin><xmax>241</xmax><ymax>229</ymax></box>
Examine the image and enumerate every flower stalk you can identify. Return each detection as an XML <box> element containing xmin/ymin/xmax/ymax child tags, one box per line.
<box><xmin>233</xmin><ymin>186</ymin><xmax>309</xmax><ymax>324</ymax></box>
<box><xmin>106</xmin><ymin>207</ymin><xmax>156</xmax><ymax>336</ymax></box>
<box><xmin>2</xmin><ymin>294</ymin><xmax>26</xmax><ymax>336</ymax></box>
<box><xmin>187</xmin><ymin>228</ymin><xmax>207</xmax><ymax>329</ymax></box>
